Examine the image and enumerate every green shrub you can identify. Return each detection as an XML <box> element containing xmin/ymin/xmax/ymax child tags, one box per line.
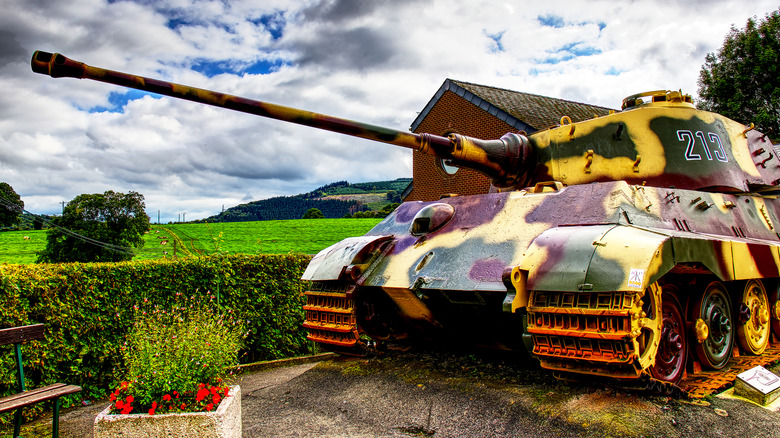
<box><xmin>111</xmin><ymin>297</ymin><xmax>245</xmax><ymax>414</ymax></box>
<box><xmin>0</xmin><ymin>253</ymin><xmax>313</xmax><ymax>426</ymax></box>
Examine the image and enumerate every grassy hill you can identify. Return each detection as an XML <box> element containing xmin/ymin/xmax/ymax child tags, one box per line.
<box><xmin>202</xmin><ymin>178</ymin><xmax>410</xmax><ymax>222</ymax></box>
<box><xmin>0</xmin><ymin>218</ymin><xmax>382</xmax><ymax>265</ymax></box>
<box><xmin>0</xmin><ymin>178</ymin><xmax>405</xmax><ymax>263</ymax></box>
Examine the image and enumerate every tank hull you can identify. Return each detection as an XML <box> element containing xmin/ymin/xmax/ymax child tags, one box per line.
<box><xmin>303</xmin><ymin>180</ymin><xmax>780</xmax><ymax>393</ymax></box>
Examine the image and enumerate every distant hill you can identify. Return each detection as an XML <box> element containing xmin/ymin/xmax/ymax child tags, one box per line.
<box><xmin>199</xmin><ymin>178</ymin><xmax>411</xmax><ymax>222</ymax></box>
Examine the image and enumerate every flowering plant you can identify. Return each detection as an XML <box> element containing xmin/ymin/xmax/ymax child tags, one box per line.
<box><xmin>108</xmin><ymin>294</ymin><xmax>244</xmax><ymax>415</ymax></box>
<box><xmin>109</xmin><ymin>381</ymin><xmax>232</xmax><ymax>415</ymax></box>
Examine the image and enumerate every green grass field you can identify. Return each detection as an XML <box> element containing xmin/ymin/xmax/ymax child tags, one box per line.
<box><xmin>0</xmin><ymin>230</ymin><xmax>48</xmax><ymax>265</ymax></box>
<box><xmin>0</xmin><ymin>218</ymin><xmax>382</xmax><ymax>264</ymax></box>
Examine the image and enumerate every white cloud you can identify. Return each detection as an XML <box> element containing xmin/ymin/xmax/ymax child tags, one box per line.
<box><xmin>0</xmin><ymin>0</ymin><xmax>777</xmax><ymax>222</ymax></box>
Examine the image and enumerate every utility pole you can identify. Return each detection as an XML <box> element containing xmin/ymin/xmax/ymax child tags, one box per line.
<box><xmin>60</xmin><ymin>201</ymin><xmax>65</xmax><ymax>213</ymax></box>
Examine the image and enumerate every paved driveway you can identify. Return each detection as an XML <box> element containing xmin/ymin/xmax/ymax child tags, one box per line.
<box><xmin>26</xmin><ymin>350</ymin><xmax>780</xmax><ymax>437</ymax></box>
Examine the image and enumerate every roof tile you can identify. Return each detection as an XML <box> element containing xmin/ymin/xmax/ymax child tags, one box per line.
<box><xmin>450</xmin><ymin>79</ymin><xmax>614</xmax><ymax>130</ymax></box>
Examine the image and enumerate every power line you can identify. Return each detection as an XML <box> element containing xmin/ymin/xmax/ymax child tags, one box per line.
<box><xmin>0</xmin><ymin>196</ymin><xmax>136</xmax><ymax>255</ymax></box>
<box><xmin>0</xmin><ymin>193</ymin><xmax>23</xmax><ymax>214</ymax></box>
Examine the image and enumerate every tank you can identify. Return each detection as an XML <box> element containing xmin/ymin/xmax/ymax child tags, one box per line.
<box><xmin>31</xmin><ymin>51</ymin><xmax>780</xmax><ymax>396</ymax></box>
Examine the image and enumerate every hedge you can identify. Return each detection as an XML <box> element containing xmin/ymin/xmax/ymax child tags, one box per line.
<box><xmin>0</xmin><ymin>253</ymin><xmax>313</xmax><ymax>424</ymax></box>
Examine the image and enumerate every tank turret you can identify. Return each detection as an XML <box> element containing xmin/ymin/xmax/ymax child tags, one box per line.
<box><xmin>31</xmin><ymin>50</ymin><xmax>780</xmax><ymax>397</ymax></box>
<box><xmin>522</xmin><ymin>89</ymin><xmax>780</xmax><ymax>194</ymax></box>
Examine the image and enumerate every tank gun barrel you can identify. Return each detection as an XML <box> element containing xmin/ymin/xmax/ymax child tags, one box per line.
<box><xmin>31</xmin><ymin>51</ymin><xmax>531</xmax><ymax>187</ymax></box>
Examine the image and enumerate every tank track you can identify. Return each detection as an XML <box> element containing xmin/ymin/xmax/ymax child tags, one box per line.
<box><xmin>526</xmin><ymin>290</ymin><xmax>649</xmax><ymax>379</ymax></box>
<box><xmin>302</xmin><ymin>280</ymin><xmax>364</xmax><ymax>353</ymax></box>
<box><xmin>305</xmin><ymin>280</ymin><xmax>780</xmax><ymax>397</ymax></box>
<box><xmin>678</xmin><ymin>343</ymin><xmax>780</xmax><ymax>398</ymax></box>
<box><xmin>553</xmin><ymin>344</ymin><xmax>780</xmax><ymax>398</ymax></box>
<box><xmin>527</xmin><ymin>288</ymin><xmax>780</xmax><ymax>398</ymax></box>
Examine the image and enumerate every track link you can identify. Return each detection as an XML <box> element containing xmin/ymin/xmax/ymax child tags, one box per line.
<box><xmin>529</xmin><ymin>286</ymin><xmax>780</xmax><ymax>398</ymax></box>
<box><xmin>526</xmin><ymin>289</ymin><xmax>655</xmax><ymax>379</ymax></box>
<box><xmin>303</xmin><ymin>280</ymin><xmax>362</xmax><ymax>349</ymax></box>
<box><xmin>679</xmin><ymin>343</ymin><xmax>780</xmax><ymax>398</ymax></box>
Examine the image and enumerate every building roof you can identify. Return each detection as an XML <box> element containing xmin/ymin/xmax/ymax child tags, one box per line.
<box><xmin>411</xmin><ymin>79</ymin><xmax>616</xmax><ymax>134</ymax></box>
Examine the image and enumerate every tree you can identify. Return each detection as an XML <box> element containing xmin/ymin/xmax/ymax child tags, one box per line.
<box><xmin>385</xmin><ymin>190</ymin><xmax>402</xmax><ymax>203</ymax></box>
<box><xmin>33</xmin><ymin>215</ymin><xmax>44</xmax><ymax>230</ymax></box>
<box><xmin>376</xmin><ymin>203</ymin><xmax>400</xmax><ymax>218</ymax></box>
<box><xmin>0</xmin><ymin>182</ymin><xmax>24</xmax><ymax>228</ymax></box>
<box><xmin>352</xmin><ymin>211</ymin><xmax>376</xmax><ymax>218</ymax></box>
<box><xmin>37</xmin><ymin>191</ymin><xmax>151</xmax><ymax>263</ymax></box>
<box><xmin>302</xmin><ymin>208</ymin><xmax>324</xmax><ymax>219</ymax></box>
<box><xmin>697</xmin><ymin>9</ymin><xmax>780</xmax><ymax>141</ymax></box>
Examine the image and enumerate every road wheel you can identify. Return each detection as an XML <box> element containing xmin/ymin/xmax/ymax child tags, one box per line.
<box><xmin>736</xmin><ymin>279</ymin><xmax>771</xmax><ymax>355</ymax></box>
<box><xmin>691</xmin><ymin>281</ymin><xmax>733</xmax><ymax>369</ymax></box>
<box><xmin>649</xmin><ymin>291</ymin><xmax>687</xmax><ymax>384</ymax></box>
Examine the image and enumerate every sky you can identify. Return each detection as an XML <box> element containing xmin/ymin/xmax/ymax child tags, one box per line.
<box><xmin>1</xmin><ymin>0</ymin><xmax>778</xmax><ymax>223</ymax></box>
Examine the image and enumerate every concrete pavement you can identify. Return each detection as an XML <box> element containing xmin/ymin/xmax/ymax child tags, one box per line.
<box><xmin>9</xmin><ymin>351</ymin><xmax>780</xmax><ymax>437</ymax></box>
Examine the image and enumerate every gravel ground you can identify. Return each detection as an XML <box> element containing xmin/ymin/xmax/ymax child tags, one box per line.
<box><xmin>9</xmin><ymin>349</ymin><xmax>780</xmax><ymax>438</ymax></box>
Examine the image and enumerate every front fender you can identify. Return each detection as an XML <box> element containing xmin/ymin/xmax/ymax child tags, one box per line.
<box><xmin>517</xmin><ymin>225</ymin><xmax>674</xmax><ymax>293</ymax></box>
<box><xmin>302</xmin><ymin>235</ymin><xmax>392</xmax><ymax>281</ymax></box>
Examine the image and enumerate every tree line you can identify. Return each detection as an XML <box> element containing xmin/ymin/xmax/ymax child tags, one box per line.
<box><xmin>206</xmin><ymin>196</ymin><xmax>367</xmax><ymax>222</ymax></box>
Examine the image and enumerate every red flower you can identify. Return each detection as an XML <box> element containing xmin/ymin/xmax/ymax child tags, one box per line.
<box><xmin>121</xmin><ymin>405</ymin><xmax>132</xmax><ymax>415</ymax></box>
<box><xmin>224</xmin><ymin>388</ymin><xmax>230</xmax><ymax>398</ymax></box>
<box><xmin>198</xmin><ymin>383</ymin><xmax>206</xmax><ymax>389</ymax></box>
<box><xmin>173</xmin><ymin>391</ymin><xmax>179</xmax><ymax>398</ymax></box>
<box><xmin>196</xmin><ymin>388</ymin><xmax>210</xmax><ymax>402</ymax></box>
<box><xmin>109</xmin><ymin>393</ymin><xmax>116</xmax><ymax>402</ymax></box>
<box><xmin>205</xmin><ymin>403</ymin><xmax>214</xmax><ymax>411</ymax></box>
<box><xmin>162</xmin><ymin>394</ymin><xmax>172</xmax><ymax>402</ymax></box>
<box><xmin>212</xmin><ymin>393</ymin><xmax>221</xmax><ymax>405</ymax></box>
<box><xmin>116</xmin><ymin>400</ymin><xmax>124</xmax><ymax>410</ymax></box>
<box><xmin>180</xmin><ymin>403</ymin><xmax>187</xmax><ymax>410</ymax></box>
<box><xmin>125</xmin><ymin>395</ymin><xmax>134</xmax><ymax>404</ymax></box>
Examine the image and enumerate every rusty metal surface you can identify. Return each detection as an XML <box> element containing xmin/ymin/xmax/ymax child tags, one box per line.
<box><xmin>526</xmin><ymin>286</ymin><xmax>661</xmax><ymax>380</ymax></box>
<box><xmin>680</xmin><ymin>343</ymin><xmax>780</xmax><ymax>398</ymax></box>
<box><xmin>302</xmin><ymin>281</ymin><xmax>360</xmax><ymax>348</ymax></box>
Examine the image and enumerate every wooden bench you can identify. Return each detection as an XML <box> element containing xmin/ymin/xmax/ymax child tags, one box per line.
<box><xmin>0</xmin><ymin>324</ymin><xmax>81</xmax><ymax>438</ymax></box>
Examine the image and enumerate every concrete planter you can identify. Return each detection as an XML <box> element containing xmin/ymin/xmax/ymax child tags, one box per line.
<box><xmin>94</xmin><ymin>385</ymin><xmax>241</xmax><ymax>438</ymax></box>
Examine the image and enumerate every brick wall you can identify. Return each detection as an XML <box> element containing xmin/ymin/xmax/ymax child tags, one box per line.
<box><xmin>406</xmin><ymin>91</ymin><xmax>519</xmax><ymax>202</ymax></box>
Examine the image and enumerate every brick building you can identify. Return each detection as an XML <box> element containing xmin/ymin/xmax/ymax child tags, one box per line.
<box><xmin>404</xmin><ymin>79</ymin><xmax>614</xmax><ymax>201</ymax></box>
